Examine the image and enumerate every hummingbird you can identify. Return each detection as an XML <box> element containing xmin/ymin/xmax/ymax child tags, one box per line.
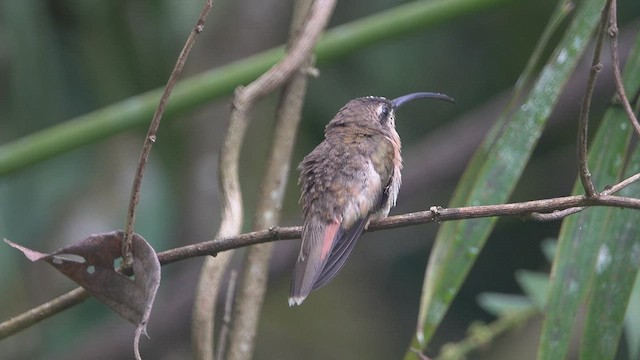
<box><xmin>289</xmin><ymin>92</ymin><xmax>454</xmax><ymax>306</ymax></box>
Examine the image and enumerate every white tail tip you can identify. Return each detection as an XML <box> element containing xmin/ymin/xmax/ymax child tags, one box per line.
<box><xmin>288</xmin><ymin>296</ymin><xmax>305</xmax><ymax>306</ymax></box>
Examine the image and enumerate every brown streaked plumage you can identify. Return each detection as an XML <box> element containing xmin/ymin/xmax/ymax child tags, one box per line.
<box><xmin>289</xmin><ymin>92</ymin><xmax>454</xmax><ymax>306</ymax></box>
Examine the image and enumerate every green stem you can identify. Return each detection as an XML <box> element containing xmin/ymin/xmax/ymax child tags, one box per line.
<box><xmin>0</xmin><ymin>0</ymin><xmax>507</xmax><ymax>176</ymax></box>
<box><xmin>435</xmin><ymin>308</ymin><xmax>538</xmax><ymax>360</ymax></box>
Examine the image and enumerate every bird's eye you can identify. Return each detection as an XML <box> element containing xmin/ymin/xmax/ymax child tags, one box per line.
<box><xmin>379</xmin><ymin>104</ymin><xmax>391</xmax><ymax>122</ymax></box>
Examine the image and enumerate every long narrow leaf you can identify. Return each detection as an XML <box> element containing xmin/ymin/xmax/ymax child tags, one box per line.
<box><xmin>626</xmin><ymin>273</ymin><xmax>640</xmax><ymax>359</ymax></box>
<box><xmin>580</xmin><ymin>149</ymin><xmax>640</xmax><ymax>359</ymax></box>
<box><xmin>537</xmin><ymin>30</ymin><xmax>640</xmax><ymax>360</ymax></box>
<box><xmin>405</xmin><ymin>0</ymin><xmax>606</xmax><ymax>356</ymax></box>
<box><xmin>577</xmin><ymin>34</ymin><xmax>640</xmax><ymax>360</ymax></box>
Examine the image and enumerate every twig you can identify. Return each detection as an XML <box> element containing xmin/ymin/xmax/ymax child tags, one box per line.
<box><xmin>191</xmin><ymin>1</ymin><xmax>337</xmax><ymax>359</ymax></box>
<box><xmin>528</xmin><ymin>207</ymin><xmax>584</xmax><ymax>221</ymax></box>
<box><xmin>607</xmin><ymin>0</ymin><xmax>640</xmax><ymax>137</ymax></box>
<box><xmin>576</xmin><ymin>0</ymin><xmax>610</xmax><ymax>198</ymax></box>
<box><xmin>528</xmin><ymin>172</ymin><xmax>640</xmax><ymax>220</ymax></box>
<box><xmin>122</xmin><ymin>0</ymin><xmax>214</xmax><ymax>266</ymax></box>
<box><xmin>215</xmin><ymin>270</ymin><xmax>238</xmax><ymax>360</ymax></box>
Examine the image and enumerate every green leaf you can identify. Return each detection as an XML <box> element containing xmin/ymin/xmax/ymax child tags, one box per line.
<box><xmin>578</xmin><ymin>35</ymin><xmax>640</xmax><ymax>360</ymax></box>
<box><xmin>626</xmin><ymin>274</ymin><xmax>640</xmax><ymax>360</ymax></box>
<box><xmin>405</xmin><ymin>0</ymin><xmax>605</xmax><ymax>356</ymax></box>
<box><xmin>477</xmin><ymin>293</ymin><xmax>534</xmax><ymax>316</ymax></box>
<box><xmin>540</xmin><ymin>238</ymin><xmax>557</xmax><ymax>263</ymax></box>
<box><xmin>580</xmin><ymin>148</ymin><xmax>640</xmax><ymax>359</ymax></box>
<box><xmin>537</xmin><ymin>30</ymin><xmax>640</xmax><ymax>360</ymax></box>
<box><xmin>515</xmin><ymin>270</ymin><xmax>550</xmax><ymax>312</ymax></box>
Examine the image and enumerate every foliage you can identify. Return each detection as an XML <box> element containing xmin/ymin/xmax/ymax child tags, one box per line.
<box><xmin>1</xmin><ymin>0</ymin><xmax>640</xmax><ymax>359</ymax></box>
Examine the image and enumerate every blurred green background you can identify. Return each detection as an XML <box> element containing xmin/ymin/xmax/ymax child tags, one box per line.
<box><xmin>1</xmin><ymin>0</ymin><xmax>639</xmax><ymax>359</ymax></box>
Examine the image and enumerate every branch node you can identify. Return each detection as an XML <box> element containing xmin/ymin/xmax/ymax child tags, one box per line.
<box><xmin>231</xmin><ymin>87</ymin><xmax>246</xmax><ymax>110</ymax></box>
<box><xmin>430</xmin><ymin>205</ymin><xmax>443</xmax><ymax>223</ymax></box>
<box><xmin>607</xmin><ymin>23</ymin><xmax>618</xmax><ymax>37</ymax></box>
<box><xmin>592</xmin><ymin>62</ymin><xmax>603</xmax><ymax>73</ymax></box>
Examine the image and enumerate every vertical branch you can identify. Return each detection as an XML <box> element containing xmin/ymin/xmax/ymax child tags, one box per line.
<box><xmin>191</xmin><ymin>1</ymin><xmax>337</xmax><ymax>359</ymax></box>
<box><xmin>215</xmin><ymin>270</ymin><xmax>238</xmax><ymax>360</ymax></box>
<box><xmin>607</xmin><ymin>0</ymin><xmax>640</xmax><ymax>137</ymax></box>
<box><xmin>224</xmin><ymin>1</ymin><xmax>325</xmax><ymax>359</ymax></box>
<box><xmin>192</xmin><ymin>111</ymin><xmax>247</xmax><ymax>360</ymax></box>
<box><xmin>577</xmin><ymin>0</ymin><xmax>610</xmax><ymax>198</ymax></box>
<box><xmin>122</xmin><ymin>0</ymin><xmax>214</xmax><ymax>266</ymax></box>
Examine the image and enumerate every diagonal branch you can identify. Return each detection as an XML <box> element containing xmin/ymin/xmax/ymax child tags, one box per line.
<box><xmin>122</xmin><ymin>0</ymin><xmax>214</xmax><ymax>266</ymax></box>
<box><xmin>607</xmin><ymin>0</ymin><xmax>640</xmax><ymax>138</ymax></box>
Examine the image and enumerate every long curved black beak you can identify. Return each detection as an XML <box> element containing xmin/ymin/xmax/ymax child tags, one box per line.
<box><xmin>391</xmin><ymin>92</ymin><xmax>455</xmax><ymax>109</ymax></box>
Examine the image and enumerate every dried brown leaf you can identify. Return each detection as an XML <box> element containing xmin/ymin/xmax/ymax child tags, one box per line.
<box><xmin>4</xmin><ymin>230</ymin><xmax>161</xmax><ymax>359</ymax></box>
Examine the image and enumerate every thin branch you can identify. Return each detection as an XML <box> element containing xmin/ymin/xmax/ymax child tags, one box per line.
<box><xmin>0</xmin><ymin>287</ymin><xmax>90</xmax><ymax>339</ymax></box>
<box><xmin>122</xmin><ymin>0</ymin><xmax>214</xmax><ymax>266</ymax></box>
<box><xmin>191</xmin><ymin>1</ymin><xmax>337</xmax><ymax>359</ymax></box>
<box><xmin>528</xmin><ymin>207</ymin><xmax>584</xmax><ymax>221</ymax></box>
<box><xmin>3</xmin><ymin>185</ymin><xmax>640</xmax><ymax>340</ymax></box>
<box><xmin>215</xmin><ymin>270</ymin><xmax>238</xmax><ymax>360</ymax></box>
<box><xmin>57</xmin><ymin>193</ymin><xmax>640</xmax><ymax>267</ymax></box>
<box><xmin>577</xmin><ymin>0</ymin><xmax>610</xmax><ymax>198</ymax></box>
<box><xmin>607</xmin><ymin>0</ymin><xmax>640</xmax><ymax>137</ymax></box>
<box><xmin>528</xmin><ymin>171</ymin><xmax>640</xmax><ymax>220</ymax></box>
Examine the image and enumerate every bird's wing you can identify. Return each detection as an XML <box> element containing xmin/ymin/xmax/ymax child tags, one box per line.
<box><xmin>289</xmin><ymin>218</ymin><xmax>341</xmax><ymax>305</ymax></box>
<box><xmin>311</xmin><ymin>214</ymin><xmax>370</xmax><ymax>290</ymax></box>
<box><xmin>312</xmin><ymin>171</ymin><xmax>395</xmax><ymax>290</ymax></box>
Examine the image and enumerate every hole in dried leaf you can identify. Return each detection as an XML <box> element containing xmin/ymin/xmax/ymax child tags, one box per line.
<box><xmin>87</xmin><ymin>265</ymin><xmax>95</xmax><ymax>274</ymax></box>
<box><xmin>53</xmin><ymin>253</ymin><xmax>86</xmax><ymax>263</ymax></box>
<box><xmin>113</xmin><ymin>257</ymin><xmax>123</xmax><ymax>270</ymax></box>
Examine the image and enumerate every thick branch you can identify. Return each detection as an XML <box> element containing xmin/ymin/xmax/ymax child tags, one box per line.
<box><xmin>191</xmin><ymin>1</ymin><xmax>336</xmax><ymax>359</ymax></box>
<box><xmin>224</xmin><ymin>0</ymin><xmax>329</xmax><ymax>359</ymax></box>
